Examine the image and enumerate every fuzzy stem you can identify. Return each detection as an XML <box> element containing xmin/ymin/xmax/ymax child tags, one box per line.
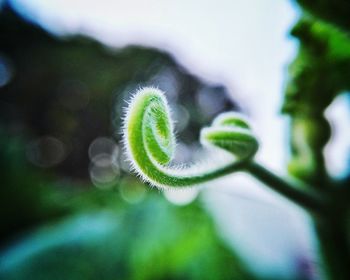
<box><xmin>245</xmin><ymin>162</ymin><xmax>326</xmax><ymax>214</ymax></box>
<box><xmin>123</xmin><ymin>88</ymin><xmax>258</xmax><ymax>188</ymax></box>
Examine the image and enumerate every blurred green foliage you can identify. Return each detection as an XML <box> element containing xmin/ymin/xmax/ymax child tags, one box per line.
<box><xmin>283</xmin><ymin>13</ymin><xmax>350</xmax><ymax>185</ymax></box>
<box><xmin>0</xmin><ymin>129</ymin><xmax>256</xmax><ymax>280</ymax></box>
<box><xmin>284</xmin><ymin>2</ymin><xmax>350</xmax><ymax>279</ymax></box>
<box><xmin>0</xmin><ymin>194</ymin><xmax>255</xmax><ymax>280</ymax></box>
<box><xmin>296</xmin><ymin>0</ymin><xmax>350</xmax><ymax>33</ymax></box>
<box><xmin>0</xmin><ymin>128</ymin><xmax>69</xmax><ymax>241</ymax></box>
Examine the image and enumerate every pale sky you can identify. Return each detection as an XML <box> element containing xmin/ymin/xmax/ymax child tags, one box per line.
<box><xmin>11</xmin><ymin>0</ymin><xmax>300</xmax><ymax>171</ymax></box>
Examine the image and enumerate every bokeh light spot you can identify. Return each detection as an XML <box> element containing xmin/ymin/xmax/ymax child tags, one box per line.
<box><xmin>89</xmin><ymin>137</ymin><xmax>120</xmax><ymax>188</ymax></box>
<box><xmin>164</xmin><ymin>188</ymin><xmax>199</xmax><ymax>206</ymax></box>
<box><xmin>119</xmin><ymin>179</ymin><xmax>146</xmax><ymax>204</ymax></box>
<box><xmin>26</xmin><ymin>136</ymin><xmax>66</xmax><ymax>168</ymax></box>
<box><xmin>88</xmin><ymin>137</ymin><xmax>118</xmax><ymax>161</ymax></box>
<box><xmin>89</xmin><ymin>153</ymin><xmax>120</xmax><ymax>189</ymax></box>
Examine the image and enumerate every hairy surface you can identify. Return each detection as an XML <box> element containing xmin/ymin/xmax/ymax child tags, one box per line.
<box><xmin>122</xmin><ymin>88</ymin><xmax>258</xmax><ymax>189</ymax></box>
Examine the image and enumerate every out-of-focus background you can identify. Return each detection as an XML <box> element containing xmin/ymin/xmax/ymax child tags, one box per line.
<box><xmin>0</xmin><ymin>0</ymin><xmax>349</xmax><ymax>279</ymax></box>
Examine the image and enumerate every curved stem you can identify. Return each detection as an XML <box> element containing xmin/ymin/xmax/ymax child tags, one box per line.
<box><xmin>245</xmin><ymin>162</ymin><xmax>326</xmax><ymax>214</ymax></box>
<box><xmin>142</xmin><ymin>160</ymin><xmax>248</xmax><ymax>188</ymax></box>
<box><xmin>123</xmin><ymin>88</ymin><xmax>257</xmax><ymax>189</ymax></box>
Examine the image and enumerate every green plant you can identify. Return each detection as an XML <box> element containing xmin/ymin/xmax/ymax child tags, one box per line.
<box><xmin>122</xmin><ymin>87</ymin><xmax>321</xmax><ymax>209</ymax></box>
<box><xmin>122</xmin><ymin>88</ymin><xmax>255</xmax><ymax>187</ymax></box>
<box><xmin>282</xmin><ymin>5</ymin><xmax>350</xmax><ymax>279</ymax></box>
<box><xmin>122</xmin><ymin>87</ymin><xmax>349</xmax><ymax>279</ymax></box>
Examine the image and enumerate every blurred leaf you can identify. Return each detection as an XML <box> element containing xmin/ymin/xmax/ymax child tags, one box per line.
<box><xmin>0</xmin><ymin>195</ymin><xmax>257</xmax><ymax>280</ymax></box>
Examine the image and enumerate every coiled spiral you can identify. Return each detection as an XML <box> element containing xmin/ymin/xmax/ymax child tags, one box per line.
<box><xmin>201</xmin><ymin>112</ymin><xmax>258</xmax><ymax>160</ymax></box>
<box><xmin>122</xmin><ymin>88</ymin><xmax>258</xmax><ymax>188</ymax></box>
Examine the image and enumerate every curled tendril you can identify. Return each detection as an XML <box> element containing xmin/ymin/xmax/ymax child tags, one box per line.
<box><xmin>200</xmin><ymin>112</ymin><xmax>259</xmax><ymax>160</ymax></box>
<box><xmin>122</xmin><ymin>87</ymin><xmax>258</xmax><ymax>188</ymax></box>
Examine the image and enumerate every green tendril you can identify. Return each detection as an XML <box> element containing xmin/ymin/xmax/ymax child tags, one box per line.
<box><xmin>122</xmin><ymin>87</ymin><xmax>258</xmax><ymax>188</ymax></box>
<box><xmin>200</xmin><ymin>112</ymin><xmax>259</xmax><ymax>160</ymax></box>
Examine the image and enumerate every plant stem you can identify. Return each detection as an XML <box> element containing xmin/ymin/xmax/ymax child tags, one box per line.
<box><xmin>245</xmin><ymin>161</ymin><xmax>326</xmax><ymax>215</ymax></box>
<box><xmin>314</xmin><ymin>216</ymin><xmax>350</xmax><ymax>280</ymax></box>
<box><xmin>245</xmin><ymin>161</ymin><xmax>350</xmax><ymax>279</ymax></box>
<box><xmin>313</xmin><ymin>186</ymin><xmax>350</xmax><ymax>280</ymax></box>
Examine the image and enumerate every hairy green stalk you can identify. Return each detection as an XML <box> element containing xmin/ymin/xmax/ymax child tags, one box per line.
<box><xmin>122</xmin><ymin>88</ymin><xmax>257</xmax><ymax>188</ymax></box>
<box><xmin>122</xmin><ymin>88</ymin><xmax>323</xmax><ymax>214</ymax></box>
